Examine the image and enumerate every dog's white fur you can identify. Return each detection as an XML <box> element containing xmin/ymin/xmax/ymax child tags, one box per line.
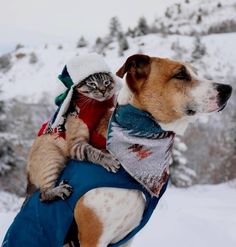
<box><xmin>77</xmin><ymin>64</ymin><xmax>223</xmax><ymax>247</ymax></box>
<box><xmin>83</xmin><ymin>188</ymin><xmax>145</xmax><ymax>246</ymax></box>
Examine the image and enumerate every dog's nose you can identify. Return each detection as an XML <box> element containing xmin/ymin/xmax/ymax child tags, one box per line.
<box><xmin>214</xmin><ymin>83</ymin><xmax>232</xmax><ymax>106</ymax></box>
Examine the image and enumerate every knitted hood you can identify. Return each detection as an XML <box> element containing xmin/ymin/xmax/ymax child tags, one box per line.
<box><xmin>52</xmin><ymin>53</ymin><xmax>121</xmax><ymax>128</ymax></box>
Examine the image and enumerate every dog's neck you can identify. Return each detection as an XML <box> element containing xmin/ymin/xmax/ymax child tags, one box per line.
<box><xmin>117</xmin><ymin>83</ymin><xmax>191</xmax><ymax>136</ymax></box>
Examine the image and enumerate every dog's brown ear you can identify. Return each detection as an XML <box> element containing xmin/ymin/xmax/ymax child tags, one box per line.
<box><xmin>116</xmin><ymin>54</ymin><xmax>151</xmax><ymax>93</ymax></box>
<box><xmin>116</xmin><ymin>54</ymin><xmax>151</xmax><ymax>79</ymax></box>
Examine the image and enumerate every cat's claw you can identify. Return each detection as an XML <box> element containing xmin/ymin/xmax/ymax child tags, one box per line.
<box><xmin>40</xmin><ymin>180</ymin><xmax>73</xmax><ymax>202</ymax></box>
<box><xmin>57</xmin><ymin>180</ymin><xmax>73</xmax><ymax>200</ymax></box>
<box><xmin>101</xmin><ymin>154</ymin><xmax>121</xmax><ymax>173</ymax></box>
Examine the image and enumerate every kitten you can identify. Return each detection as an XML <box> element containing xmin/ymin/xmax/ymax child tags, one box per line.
<box><xmin>27</xmin><ymin>72</ymin><xmax>120</xmax><ymax>202</ymax></box>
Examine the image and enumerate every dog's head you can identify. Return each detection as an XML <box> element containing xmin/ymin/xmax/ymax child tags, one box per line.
<box><xmin>116</xmin><ymin>54</ymin><xmax>232</xmax><ymax>134</ymax></box>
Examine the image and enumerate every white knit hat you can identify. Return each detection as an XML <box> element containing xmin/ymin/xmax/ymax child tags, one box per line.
<box><xmin>52</xmin><ymin>53</ymin><xmax>120</xmax><ymax>128</ymax></box>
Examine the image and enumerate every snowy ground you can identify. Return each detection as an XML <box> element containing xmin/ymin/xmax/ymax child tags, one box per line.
<box><xmin>0</xmin><ymin>182</ymin><xmax>235</xmax><ymax>247</ymax></box>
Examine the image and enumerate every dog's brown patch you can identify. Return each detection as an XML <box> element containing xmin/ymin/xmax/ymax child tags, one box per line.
<box><xmin>74</xmin><ymin>197</ymin><xmax>103</xmax><ymax>247</ymax></box>
<box><xmin>117</xmin><ymin>55</ymin><xmax>198</xmax><ymax>123</ymax></box>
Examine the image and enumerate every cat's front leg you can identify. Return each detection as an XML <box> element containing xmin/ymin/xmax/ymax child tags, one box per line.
<box><xmin>71</xmin><ymin>140</ymin><xmax>120</xmax><ymax>173</ymax></box>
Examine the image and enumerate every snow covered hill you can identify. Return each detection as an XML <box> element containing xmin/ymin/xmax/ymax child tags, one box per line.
<box><xmin>155</xmin><ymin>0</ymin><xmax>236</xmax><ymax>35</ymax></box>
<box><xmin>0</xmin><ymin>30</ymin><xmax>236</xmax><ymax>189</ymax></box>
<box><xmin>1</xmin><ymin>182</ymin><xmax>236</xmax><ymax>246</ymax></box>
<box><xmin>0</xmin><ymin>0</ymin><xmax>235</xmax><ymax>245</ymax></box>
<box><xmin>1</xmin><ymin>32</ymin><xmax>236</xmax><ymax>102</ymax></box>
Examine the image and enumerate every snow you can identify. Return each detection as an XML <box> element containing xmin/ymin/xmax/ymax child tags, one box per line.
<box><xmin>1</xmin><ymin>31</ymin><xmax>236</xmax><ymax>104</ymax></box>
<box><xmin>0</xmin><ymin>0</ymin><xmax>236</xmax><ymax>245</ymax></box>
<box><xmin>0</xmin><ymin>182</ymin><xmax>236</xmax><ymax>246</ymax></box>
<box><xmin>0</xmin><ymin>0</ymin><xmax>236</xmax><ymax>104</ymax></box>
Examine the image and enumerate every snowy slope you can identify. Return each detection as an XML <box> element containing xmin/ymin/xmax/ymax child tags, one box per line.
<box><xmin>0</xmin><ymin>183</ymin><xmax>236</xmax><ymax>246</ymax></box>
<box><xmin>155</xmin><ymin>0</ymin><xmax>236</xmax><ymax>35</ymax></box>
<box><xmin>1</xmin><ymin>32</ymin><xmax>236</xmax><ymax>104</ymax></box>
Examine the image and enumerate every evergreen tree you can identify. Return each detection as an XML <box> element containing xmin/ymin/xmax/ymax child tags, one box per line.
<box><xmin>0</xmin><ymin>54</ymin><xmax>11</xmax><ymax>72</ymax></box>
<box><xmin>0</xmin><ymin>93</ymin><xmax>17</xmax><ymax>175</ymax></box>
<box><xmin>29</xmin><ymin>52</ymin><xmax>38</xmax><ymax>64</ymax></box>
<box><xmin>136</xmin><ymin>17</ymin><xmax>150</xmax><ymax>36</ymax></box>
<box><xmin>109</xmin><ymin>17</ymin><xmax>122</xmax><ymax>37</ymax></box>
<box><xmin>93</xmin><ymin>36</ymin><xmax>112</xmax><ymax>55</ymax></box>
<box><xmin>191</xmin><ymin>36</ymin><xmax>206</xmax><ymax>61</ymax></box>
<box><xmin>117</xmin><ymin>32</ymin><xmax>129</xmax><ymax>56</ymax></box>
<box><xmin>126</xmin><ymin>27</ymin><xmax>136</xmax><ymax>38</ymax></box>
<box><xmin>170</xmin><ymin>137</ymin><xmax>196</xmax><ymax>187</ymax></box>
<box><xmin>77</xmin><ymin>36</ymin><xmax>88</xmax><ymax>48</ymax></box>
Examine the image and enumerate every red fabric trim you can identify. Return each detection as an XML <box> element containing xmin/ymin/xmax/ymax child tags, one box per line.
<box><xmin>38</xmin><ymin>94</ymin><xmax>114</xmax><ymax>149</ymax></box>
<box><xmin>75</xmin><ymin>94</ymin><xmax>114</xmax><ymax>133</ymax></box>
<box><xmin>90</xmin><ymin>131</ymin><xmax>107</xmax><ymax>150</ymax></box>
<box><xmin>38</xmin><ymin>122</ymin><xmax>66</xmax><ymax>139</ymax></box>
<box><xmin>38</xmin><ymin>122</ymin><xmax>48</xmax><ymax>137</ymax></box>
<box><xmin>75</xmin><ymin>94</ymin><xmax>114</xmax><ymax>149</ymax></box>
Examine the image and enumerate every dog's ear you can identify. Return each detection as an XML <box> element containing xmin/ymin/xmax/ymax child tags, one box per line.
<box><xmin>116</xmin><ymin>54</ymin><xmax>151</xmax><ymax>93</ymax></box>
<box><xmin>116</xmin><ymin>54</ymin><xmax>151</xmax><ymax>78</ymax></box>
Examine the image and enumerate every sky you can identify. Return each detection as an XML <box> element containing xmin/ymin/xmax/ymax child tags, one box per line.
<box><xmin>0</xmin><ymin>0</ymin><xmax>177</xmax><ymax>54</ymax></box>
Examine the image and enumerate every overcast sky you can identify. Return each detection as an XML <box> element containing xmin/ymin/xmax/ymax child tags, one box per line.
<box><xmin>0</xmin><ymin>0</ymin><xmax>177</xmax><ymax>54</ymax></box>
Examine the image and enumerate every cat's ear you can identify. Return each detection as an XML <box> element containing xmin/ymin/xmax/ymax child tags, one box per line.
<box><xmin>116</xmin><ymin>54</ymin><xmax>151</xmax><ymax>93</ymax></box>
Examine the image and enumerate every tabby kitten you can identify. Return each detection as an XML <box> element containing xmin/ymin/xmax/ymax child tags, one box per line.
<box><xmin>27</xmin><ymin>72</ymin><xmax>120</xmax><ymax>202</ymax></box>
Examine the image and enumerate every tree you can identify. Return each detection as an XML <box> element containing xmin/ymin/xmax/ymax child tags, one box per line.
<box><xmin>191</xmin><ymin>36</ymin><xmax>206</xmax><ymax>61</ymax></box>
<box><xmin>77</xmin><ymin>36</ymin><xmax>88</xmax><ymax>48</ymax></box>
<box><xmin>29</xmin><ymin>52</ymin><xmax>38</xmax><ymax>64</ymax></box>
<box><xmin>136</xmin><ymin>17</ymin><xmax>150</xmax><ymax>36</ymax></box>
<box><xmin>109</xmin><ymin>17</ymin><xmax>122</xmax><ymax>37</ymax></box>
<box><xmin>58</xmin><ymin>44</ymin><xmax>63</xmax><ymax>50</ymax></box>
<box><xmin>171</xmin><ymin>39</ymin><xmax>187</xmax><ymax>60</ymax></box>
<box><xmin>126</xmin><ymin>27</ymin><xmax>136</xmax><ymax>38</ymax></box>
<box><xmin>15</xmin><ymin>43</ymin><xmax>24</xmax><ymax>51</ymax></box>
<box><xmin>117</xmin><ymin>32</ymin><xmax>129</xmax><ymax>56</ymax></box>
<box><xmin>170</xmin><ymin>137</ymin><xmax>196</xmax><ymax>187</ymax></box>
<box><xmin>0</xmin><ymin>92</ymin><xmax>17</xmax><ymax>176</ymax></box>
<box><xmin>0</xmin><ymin>54</ymin><xmax>12</xmax><ymax>72</ymax></box>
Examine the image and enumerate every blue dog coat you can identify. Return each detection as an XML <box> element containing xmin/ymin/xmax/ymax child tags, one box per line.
<box><xmin>2</xmin><ymin>160</ymin><xmax>168</xmax><ymax>247</ymax></box>
<box><xmin>2</xmin><ymin>104</ymin><xmax>172</xmax><ymax>247</ymax></box>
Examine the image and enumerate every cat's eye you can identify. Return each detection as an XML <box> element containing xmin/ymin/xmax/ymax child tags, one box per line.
<box><xmin>104</xmin><ymin>80</ymin><xmax>111</xmax><ymax>87</ymax></box>
<box><xmin>172</xmin><ymin>67</ymin><xmax>191</xmax><ymax>81</ymax></box>
<box><xmin>87</xmin><ymin>81</ymin><xmax>97</xmax><ymax>88</ymax></box>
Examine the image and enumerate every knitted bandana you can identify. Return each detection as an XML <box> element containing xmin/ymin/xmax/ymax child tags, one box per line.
<box><xmin>107</xmin><ymin>104</ymin><xmax>175</xmax><ymax>196</ymax></box>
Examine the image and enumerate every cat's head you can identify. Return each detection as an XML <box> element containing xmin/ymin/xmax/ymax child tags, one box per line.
<box><xmin>75</xmin><ymin>72</ymin><xmax>116</xmax><ymax>101</ymax></box>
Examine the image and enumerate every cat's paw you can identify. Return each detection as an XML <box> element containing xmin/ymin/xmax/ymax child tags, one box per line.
<box><xmin>56</xmin><ymin>180</ymin><xmax>73</xmax><ymax>200</ymax></box>
<box><xmin>40</xmin><ymin>180</ymin><xmax>73</xmax><ymax>202</ymax></box>
<box><xmin>100</xmin><ymin>153</ymin><xmax>121</xmax><ymax>173</ymax></box>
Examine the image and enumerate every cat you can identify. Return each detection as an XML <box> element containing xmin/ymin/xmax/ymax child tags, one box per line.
<box><xmin>27</xmin><ymin>72</ymin><xmax>120</xmax><ymax>202</ymax></box>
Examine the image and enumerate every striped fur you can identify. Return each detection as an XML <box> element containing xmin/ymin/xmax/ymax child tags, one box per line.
<box><xmin>77</xmin><ymin>73</ymin><xmax>115</xmax><ymax>101</ymax></box>
<box><xmin>27</xmin><ymin>73</ymin><xmax>119</xmax><ymax>202</ymax></box>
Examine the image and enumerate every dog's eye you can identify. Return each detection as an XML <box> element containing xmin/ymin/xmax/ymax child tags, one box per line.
<box><xmin>173</xmin><ymin>68</ymin><xmax>191</xmax><ymax>81</ymax></box>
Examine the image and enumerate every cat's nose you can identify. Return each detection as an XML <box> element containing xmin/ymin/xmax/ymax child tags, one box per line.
<box><xmin>100</xmin><ymin>89</ymin><xmax>106</xmax><ymax>96</ymax></box>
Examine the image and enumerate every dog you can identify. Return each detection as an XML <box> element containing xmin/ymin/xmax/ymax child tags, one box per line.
<box><xmin>69</xmin><ymin>54</ymin><xmax>232</xmax><ymax>247</ymax></box>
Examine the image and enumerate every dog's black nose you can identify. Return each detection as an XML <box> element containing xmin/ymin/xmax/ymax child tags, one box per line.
<box><xmin>214</xmin><ymin>83</ymin><xmax>232</xmax><ymax>106</ymax></box>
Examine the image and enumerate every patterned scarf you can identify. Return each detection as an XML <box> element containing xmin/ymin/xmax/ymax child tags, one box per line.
<box><xmin>107</xmin><ymin>104</ymin><xmax>175</xmax><ymax>196</ymax></box>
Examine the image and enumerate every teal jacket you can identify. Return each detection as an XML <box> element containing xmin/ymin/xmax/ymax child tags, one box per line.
<box><xmin>2</xmin><ymin>160</ymin><xmax>168</xmax><ymax>247</ymax></box>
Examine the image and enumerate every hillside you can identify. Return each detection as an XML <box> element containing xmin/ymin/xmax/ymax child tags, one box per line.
<box><xmin>0</xmin><ymin>0</ymin><xmax>236</xmax><ymax>246</ymax></box>
<box><xmin>0</xmin><ymin>0</ymin><xmax>235</xmax><ymax>193</ymax></box>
